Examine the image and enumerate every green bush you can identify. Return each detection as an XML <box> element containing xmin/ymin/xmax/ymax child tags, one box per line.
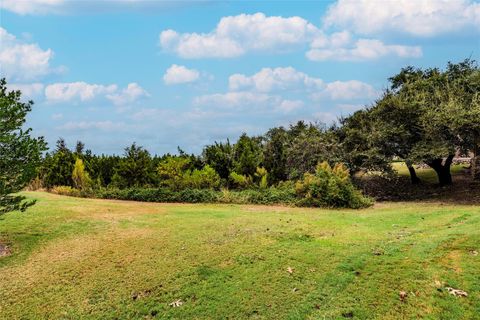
<box><xmin>229</xmin><ymin>172</ymin><xmax>252</xmax><ymax>189</ymax></box>
<box><xmin>183</xmin><ymin>165</ymin><xmax>221</xmax><ymax>190</ymax></box>
<box><xmin>295</xmin><ymin>162</ymin><xmax>372</xmax><ymax>208</ymax></box>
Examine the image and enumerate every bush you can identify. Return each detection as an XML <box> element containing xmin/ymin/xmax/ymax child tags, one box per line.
<box><xmin>51</xmin><ymin>186</ymin><xmax>82</xmax><ymax>197</ymax></box>
<box><xmin>183</xmin><ymin>165</ymin><xmax>221</xmax><ymax>190</ymax></box>
<box><xmin>295</xmin><ymin>162</ymin><xmax>372</xmax><ymax>208</ymax></box>
<box><xmin>229</xmin><ymin>172</ymin><xmax>252</xmax><ymax>189</ymax></box>
<box><xmin>97</xmin><ymin>187</ymin><xmax>218</xmax><ymax>203</ymax></box>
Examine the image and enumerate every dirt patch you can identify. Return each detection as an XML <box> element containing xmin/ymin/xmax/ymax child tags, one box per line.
<box><xmin>0</xmin><ymin>243</ymin><xmax>11</xmax><ymax>257</ymax></box>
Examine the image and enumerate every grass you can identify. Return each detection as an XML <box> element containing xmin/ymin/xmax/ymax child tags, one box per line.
<box><xmin>0</xmin><ymin>192</ymin><xmax>479</xmax><ymax>319</ymax></box>
<box><xmin>391</xmin><ymin>162</ymin><xmax>465</xmax><ymax>184</ymax></box>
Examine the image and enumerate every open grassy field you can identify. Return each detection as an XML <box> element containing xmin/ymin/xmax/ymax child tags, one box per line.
<box><xmin>0</xmin><ymin>192</ymin><xmax>479</xmax><ymax>319</ymax></box>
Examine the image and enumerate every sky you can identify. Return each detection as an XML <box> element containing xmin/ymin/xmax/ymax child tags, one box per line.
<box><xmin>1</xmin><ymin>0</ymin><xmax>479</xmax><ymax>155</ymax></box>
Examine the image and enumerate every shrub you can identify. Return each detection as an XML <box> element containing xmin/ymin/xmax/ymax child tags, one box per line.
<box><xmin>295</xmin><ymin>162</ymin><xmax>372</xmax><ymax>208</ymax></box>
<box><xmin>255</xmin><ymin>167</ymin><xmax>268</xmax><ymax>189</ymax></box>
<box><xmin>183</xmin><ymin>165</ymin><xmax>221</xmax><ymax>189</ymax></box>
<box><xmin>157</xmin><ymin>156</ymin><xmax>191</xmax><ymax>190</ymax></box>
<box><xmin>229</xmin><ymin>172</ymin><xmax>252</xmax><ymax>189</ymax></box>
<box><xmin>51</xmin><ymin>186</ymin><xmax>81</xmax><ymax>197</ymax></box>
<box><xmin>72</xmin><ymin>158</ymin><xmax>92</xmax><ymax>190</ymax></box>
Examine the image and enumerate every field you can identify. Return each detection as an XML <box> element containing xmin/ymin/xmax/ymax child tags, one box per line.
<box><xmin>1</xmin><ymin>192</ymin><xmax>479</xmax><ymax>319</ymax></box>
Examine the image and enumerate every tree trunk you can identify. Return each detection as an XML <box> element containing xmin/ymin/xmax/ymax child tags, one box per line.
<box><xmin>427</xmin><ymin>155</ymin><xmax>454</xmax><ymax>186</ymax></box>
<box><xmin>406</xmin><ymin>164</ymin><xmax>421</xmax><ymax>184</ymax></box>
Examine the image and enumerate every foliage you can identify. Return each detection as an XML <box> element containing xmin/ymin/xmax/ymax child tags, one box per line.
<box><xmin>72</xmin><ymin>158</ymin><xmax>92</xmax><ymax>190</ymax></box>
<box><xmin>232</xmin><ymin>133</ymin><xmax>263</xmax><ymax>177</ymax></box>
<box><xmin>40</xmin><ymin>139</ymin><xmax>75</xmax><ymax>188</ymax></box>
<box><xmin>255</xmin><ymin>167</ymin><xmax>268</xmax><ymax>189</ymax></box>
<box><xmin>295</xmin><ymin>162</ymin><xmax>372</xmax><ymax>208</ymax></box>
<box><xmin>229</xmin><ymin>171</ymin><xmax>252</xmax><ymax>189</ymax></box>
<box><xmin>113</xmin><ymin>143</ymin><xmax>154</xmax><ymax>188</ymax></box>
<box><xmin>184</xmin><ymin>165</ymin><xmax>221</xmax><ymax>189</ymax></box>
<box><xmin>285</xmin><ymin>121</ymin><xmax>342</xmax><ymax>179</ymax></box>
<box><xmin>263</xmin><ymin>127</ymin><xmax>288</xmax><ymax>184</ymax></box>
<box><xmin>157</xmin><ymin>156</ymin><xmax>191</xmax><ymax>190</ymax></box>
<box><xmin>203</xmin><ymin>140</ymin><xmax>233</xmax><ymax>180</ymax></box>
<box><xmin>0</xmin><ymin>79</ymin><xmax>47</xmax><ymax>215</ymax></box>
<box><xmin>50</xmin><ymin>185</ymin><xmax>82</xmax><ymax>197</ymax></box>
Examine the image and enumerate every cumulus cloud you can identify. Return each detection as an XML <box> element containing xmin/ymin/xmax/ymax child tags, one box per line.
<box><xmin>163</xmin><ymin>64</ymin><xmax>200</xmax><ymax>85</ymax></box>
<box><xmin>193</xmin><ymin>91</ymin><xmax>303</xmax><ymax>114</ymax></box>
<box><xmin>44</xmin><ymin>81</ymin><xmax>149</xmax><ymax>105</ymax></box>
<box><xmin>227</xmin><ymin>66</ymin><xmax>377</xmax><ymax>101</ymax></box>
<box><xmin>307</xmin><ymin>38</ymin><xmax>422</xmax><ymax>61</ymax></box>
<box><xmin>45</xmin><ymin>82</ymin><xmax>117</xmax><ymax>102</ymax></box>
<box><xmin>313</xmin><ymin>80</ymin><xmax>379</xmax><ymax>101</ymax></box>
<box><xmin>229</xmin><ymin>67</ymin><xmax>323</xmax><ymax>92</ymax></box>
<box><xmin>159</xmin><ymin>12</ymin><xmax>319</xmax><ymax>58</ymax></box>
<box><xmin>0</xmin><ymin>27</ymin><xmax>58</xmax><ymax>81</ymax></box>
<box><xmin>7</xmin><ymin>83</ymin><xmax>45</xmax><ymax>99</ymax></box>
<box><xmin>323</xmin><ymin>0</ymin><xmax>480</xmax><ymax>37</ymax></box>
<box><xmin>106</xmin><ymin>83</ymin><xmax>149</xmax><ymax>105</ymax></box>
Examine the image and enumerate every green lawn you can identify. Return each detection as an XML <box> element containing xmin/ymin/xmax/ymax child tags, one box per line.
<box><xmin>1</xmin><ymin>192</ymin><xmax>479</xmax><ymax>319</ymax></box>
<box><xmin>392</xmin><ymin>162</ymin><xmax>466</xmax><ymax>184</ymax></box>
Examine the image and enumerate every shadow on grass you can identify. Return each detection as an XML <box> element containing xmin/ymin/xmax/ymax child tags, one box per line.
<box><xmin>356</xmin><ymin>169</ymin><xmax>480</xmax><ymax>205</ymax></box>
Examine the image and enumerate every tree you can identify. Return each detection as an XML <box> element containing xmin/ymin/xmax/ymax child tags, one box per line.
<box><xmin>42</xmin><ymin>139</ymin><xmax>75</xmax><ymax>188</ymax></box>
<box><xmin>0</xmin><ymin>79</ymin><xmax>47</xmax><ymax>215</ymax></box>
<box><xmin>232</xmin><ymin>133</ymin><xmax>263</xmax><ymax>177</ymax></box>
<box><xmin>203</xmin><ymin>140</ymin><xmax>233</xmax><ymax>180</ymax></box>
<box><xmin>157</xmin><ymin>156</ymin><xmax>191</xmax><ymax>190</ymax></box>
<box><xmin>356</xmin><ymin>60</ymin><xmax>480</xmax><ymax>186</ymax></box>
<box><xmin>286</xmin><ymin>122</ymin><xmax>342</xmax><ymax>180</ymax></box>
<box><xmin>72</xmin><ymin>158</ymin><xmax>92</xmax><ymax>190</ymax></box>
<box><xmin>263</xmin><ymin>127</ymin><xmax>288</xmax><ymax>184</ymax></box>
<box><xmin>113</xmin><ymin>143</ymin><xmax>153</xmax><ymax>188</ymax></box>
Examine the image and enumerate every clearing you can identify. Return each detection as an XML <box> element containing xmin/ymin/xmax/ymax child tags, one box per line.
<box><xmin>0</xmin><ymin>192</ymin><xmax>479</xmax><ymax>319</ymax></box>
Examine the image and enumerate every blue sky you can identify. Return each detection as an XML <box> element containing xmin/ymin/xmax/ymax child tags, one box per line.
<box><xmin>1</xmin><ymin>0</ymin><xmax>479</xmax><ymax>155</ymax></box>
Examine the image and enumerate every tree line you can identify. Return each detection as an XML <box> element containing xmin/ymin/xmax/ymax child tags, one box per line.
<box><xmin>1</xmin><ymin>59</ymin><xmax>479</xmax><ymax>213</ymax></box>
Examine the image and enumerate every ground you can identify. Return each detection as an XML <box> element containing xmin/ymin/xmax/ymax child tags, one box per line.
<box><xmin>0</xmin><ymin>191</ymin><xmax>479</xmax><ymax>319</ymax></box>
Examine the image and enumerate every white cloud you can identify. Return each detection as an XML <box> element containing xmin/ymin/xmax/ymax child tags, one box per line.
<box><xmin>163</xmin><ymin>64</ymin><xmax>200</xmax><ymax>85</ymax></box>
<box><xmin>194</xmin><ymin>92</ymin><xmax>274</xmax><ymax>109</ymax></box>
<box><xmin>106</xmin><ymin>83</ymin><xmax>149</xmax><ymax>105</ymax></box>
<box><xmin>45</xmin><ymin>82</ymin><xmax>117</xmax><ymax>102</ymax></box>
<box><xmin>0</xmin><ymin>0</ymin><xmax>64</xmax><ymax>15</ymax></box>
<box><xmin>159</xmin><ymin>12</ymin><xmax>319</xmax><ymax>58</ymax></box>
<box><xmin>278</xmin><ymin>100</ymin><xmax>304</xmax><ymax>113</ymax></box>
<box><xmin>0</xmin><ymin>27</ymin><xmax>57</xmax><ymax>81</ymax></box>
<box><xmin>57</xmin><ymin>121</ymin><xmax>127</xmax><ymax>132</ymax></box>
<box><xmin>227</xmin><ymin>66</ymin><xmax>377</xmax><ymax>102</ymax></box>
<box><xmin>1</xmin><ymin>0</ymin><xmax>204</xmax><ymax>15</ymax></box>
<box><xmin>307</xmin><ymin>39</ymin><xmax>422</xmax><ymax>61</ymax></box>
<box><xmin>44</xmin><ymin>81</ymin><xmax>149</xmax><ymax>105</ymax></box>
<box><xmin>315</xmin><ymin>80</ymin><xmax>379</xmax><ymax>100</ymax></box>
<box><xmin>323</xmin><ymin>0</ymin><xmax>480</xmax><ymax>37</ymax></box>
<box><xmin>229</xmin><ymin>67</ymin><xmax>324</xmax><ymax>92</ymax></box>
<box><xmin>7</xmin><ymin>83</ymin><xmax>44</xmax><ymax>99</ymax></box>
<box><xmin>193</xmin><ymin>91</ymin><xmax>303</xmax><ymax>114</ymax></box>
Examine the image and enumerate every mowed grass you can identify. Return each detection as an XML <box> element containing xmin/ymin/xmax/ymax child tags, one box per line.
<box><xmin>0</xmin><ymin>192</ymin><xmax>479</xmax><ymax>319</ymax></box>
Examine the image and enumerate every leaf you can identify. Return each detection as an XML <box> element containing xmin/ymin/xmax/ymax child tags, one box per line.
<box><xmin>287</xmin><ymin>266</ymin><xmax>294</xmax><ymax>274</ymax></box>
<box><xmin>399</xmin><ymin>291</ymin><xmax>407</xmax><ymax>302</ymax></box>
<box><xmin>446</xmin><ymin>287</ymin><xmax>468</xmax><ymax>297</ymax></box>
<box><xmin>169</xmin><ymin>299</ymin><xmax>184</xmax><ymax>307</ymax></box>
